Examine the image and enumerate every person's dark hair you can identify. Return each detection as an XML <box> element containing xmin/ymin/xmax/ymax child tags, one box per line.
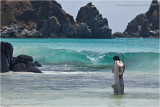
<box><xmin>113</xmin><ymin>56</ymin><xmax>120</xmax><ymax>61</ymax></box>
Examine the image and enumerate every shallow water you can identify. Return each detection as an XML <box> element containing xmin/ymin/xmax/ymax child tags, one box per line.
<box><xmin>1</xmin><ymin>71</ymin><xmax>159</xmax><ymax>107</ymax></box>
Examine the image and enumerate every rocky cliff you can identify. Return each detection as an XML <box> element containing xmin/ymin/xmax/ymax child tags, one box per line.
<box><xmin>1</xmin><ymin>1</ymin><xmax>112</xmax><ymax>38</ymax></box>
<box><xmin>123</xmin><ymin>0</ymin><xmax>159</xmax><ymax>38</ymax></box>
<box><xmin>76</xmin><ymin>3</ymin><xmax>112</xmax><ymax>38</ymax></box>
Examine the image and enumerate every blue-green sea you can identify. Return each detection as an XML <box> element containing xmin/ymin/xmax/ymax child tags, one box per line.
<box><xmin>1</xmin><ymin>38</ymin><xmax>159</xmax><ymax>107</ymax></box>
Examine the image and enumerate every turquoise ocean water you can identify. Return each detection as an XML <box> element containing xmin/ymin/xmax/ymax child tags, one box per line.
<box><xmin>1</xmin><ymin>38</ymin><xmax>159</xmax><ymax>107</ymax></box>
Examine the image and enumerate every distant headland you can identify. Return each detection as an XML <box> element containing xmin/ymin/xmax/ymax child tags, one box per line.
<box><xmin>1</xmin><ymin>0</ymin><xmax>159</xmax><ymax>38</ymax></box>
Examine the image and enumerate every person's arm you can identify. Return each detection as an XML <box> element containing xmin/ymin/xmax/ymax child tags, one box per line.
<box><xmin>123</xmin><ymin>64</ymin><xmax>125</xmax><ymax>72</ymax></box>
<box><xmin>120</xmin><ymin>63</ymin><xmax>125</xmax><ymax>75</ymax></box>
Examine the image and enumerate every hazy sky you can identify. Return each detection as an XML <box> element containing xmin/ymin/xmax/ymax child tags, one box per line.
<box><xmin>57</xmin><ymin>0</ymin><xmax>152</xmax><ymax>33</ymax></box>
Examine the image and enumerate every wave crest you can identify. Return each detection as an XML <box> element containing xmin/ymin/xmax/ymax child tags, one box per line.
<box><xmin>13</xmin><ymin>47</ymin><xmax>159</xmax><ymax>70</ymax></box>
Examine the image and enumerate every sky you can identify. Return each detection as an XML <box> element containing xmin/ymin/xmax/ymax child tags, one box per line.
<box><xmin>57</xmin><ymin>0</ymin><xmax>152</xmax><ymax>33</ymax></box>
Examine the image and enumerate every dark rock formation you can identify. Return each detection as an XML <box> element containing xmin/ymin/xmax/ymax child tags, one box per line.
<box><xmin>1</xmin><ymin>1</ymin><xmax>112</xmax><ymax>38</ymax></box>
<box><xmin>76</xmin><ymin>2</ymin><xmax>112</xmax><ymax>38</ymax></box>
<box><xmin>37</xmin><ymin>2</ymin><xmax>95</xmax><ymax>38</ymax></box>
<box><xmin>150</xmin><ymin>30</ymin><xmax>159</xmax><ymax>36</ymax></box>
<box><xmin>12</xmin><ymin>63</ymin><xmax>29</xmax><ymax>72</ymax></box>
<box><xmin>112</xmin><ymin>32</ymin><xmax>123</xmax><ymax>38</ymax></box>
<box><xmin>1</xmin><ymin>24</ymin><xmax>42</xmax><ymax>38</ymax></box>
<box><xmin>62</xmin><ymin>22</ymin><xmax>93</xmax><ymax>38</ymax></box>
<box><xmin>27</xmin><ymin>66</ymin><xmax>41</xmax><ymax>73</ymax></box>
<box><xmin>0</xmin><ymin>42</ymin><xmax>13</xmax><ymax>73</ymax></box>
<box><xmin>0</xmin><ymin>41</ymin><xmax>42</xmax><ymax>73</ymax></box>
<box><xmin>40</xmin><ymin>16</ymin><xmax>61</xmax><ymax>38</ymax></box>
<box><xmin>9</xmin><ymin>57</ymin><xmax>17</xmax><ymax>70</ymax></box>
<box><xmin>123</xmin><ymin>0</ymin><xmax>159</xmax><ymax>38</ymax></box>
<box><xmin>31</xmin><ymin>1</ymin><xmax>74</xmax><ymax>27</ymax></box>
<box><xmin>1</xmin><ymin>54</ymin><xmax>10</xmax><ymax>73</ymax></box>
<box><xmin>10</xmin><ymin>55</ymin><xmax>42</xmax><ymax>73</ymax></box>
<box><xmin>72</xmin><ymin>23</ymin><xmax>93</xmax><ymax>38</ymax></box>
<box><xmin>17</xmin><ymin>55</ymin><xmax>33</xmax><ymax>62</ymax></box>
<box><xmin>34</xmin><ymin>61</ymin><xmax>42</xmax><ymax>67</ymax></box>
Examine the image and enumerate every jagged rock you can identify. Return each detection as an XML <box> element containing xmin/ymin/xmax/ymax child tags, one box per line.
<box><xmin>62</xmin><ymin>22</ymin><xmax>75</xmax><ymax>38</ymax></box>
<box><xmin>30</xmin><ymin>1</ymin><xmax>74</xmax><ymax>26</ymax></box>
<box><xmin>26</xmin><ymin>61</ymin><xmax>35</xmax><ymax>67</ymax></box>
<box><xmin>1</xmin><ymin>54</ymin><xmax>9</xmax><ymax>73</ymax></box>
<box><xmin>12</xmin><ymin>54</ymin><xmax>42</xmax><ymax>73</ymax></box>
<box><xmin>76</xmin><ymin>2</ymin><xmax>112</xmax><ymax>38</ymax></box>
<box><xmin>27</xmin><ymin>66</ymin><xmax>42</xmax><ymax>73</ymax></box>
<box><xmin>17</xmin><ymin>55</ymin><xmax>33</xmax><ymax>62</ymax></box>
<box><xmin>1</xmin><ymin>24</ymin><xmax>42</xmax><ymax>38</ymax></box>
<box><xmin>10</xmin><ymin>55</ymin><xmax>42</xmax><ymax>73</ymax></box>
<box><xmin>10</xmin><ymin>56</ymin><xmax>42</xmax><ymax>73</ymax></box>
<box><xmin>139</xmin><ymin>20</ymin><xmax>150</xmax><ymax>37</ymax></box>
<box><xmin>62</xmin><ymin>22</ymin><xmax>93</xmax><ymax>38</ymax></box>
<box><xmin>39</xmin><ymin>15</ymin><xmax>93</xmax><ymax>38</ymax></box>
<box><xmin>1</xmin><ymin>1</ymin><xmax>112</xmax><ymax>38</ymax></box>
<box><xmin>40</xmin><ymin>16</ymin><xmax>61</xmax><ymax>37</ymax></box>
<box><xmin>12</xmin><ymin>63</ymin><xmax>29</xmax><ymax>72</ymax></box>
<box><xmin>87</xmin><ymin>2</ymin><xmax>92</xmax><ymax>6</ymax></box>
<box><xmin>1</xmin><ymin>1</ymin><xmax>74</xmax><ymax>38</ymax></box>
<box><xmin>150</xmin><ymin>30</ymin><xmax>160</xmax><ymax>37</ymax></box>
<box><xmin>123</xmin><ymin>0</ymin><xmax>159</xmax><ymax>38</ymax></box>
<box><xmin>72</xmin><ymin>23</ymin><xmax>93</xmax><ymax>38</ymax></box>
<box><xmin>1</xmin><ymin>42</ymin><xmax>13</xmax><ymax>63</ymax></box>
<box><xmin>146</xmin><ymin>0</ymin><xmax>159</xmax><ymax>30</ymax></box>
<box><xmin>27</xmin><ymin>29</ymin><xmax>41</xmax><ymax>38</ymax></box>
<box><xmin>112</xmin><ymin>32</ymin><xmax>123</xmax><ymax>38</ymax></box>
<box><xmin>34</xmin><ymin>61</ymin><xmax>42</xmax><ymax>67</ymax></box>
<box><xmin>0</xmin><ymin>42</ymin><xmax>13</xmax><ymax>72</ymax></box>
<box><xmin>0</xmin><ymin>42</ymin><xmax>42</xmax><ymax>73</ymax></box>
<box><xmin>10</xmin><ymin>57</ymin><xmax>17</xmax><ymax>70</ymax></box>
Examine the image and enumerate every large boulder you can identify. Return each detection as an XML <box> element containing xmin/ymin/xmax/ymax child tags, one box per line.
<box><xmin>10</xmin><ymin>55</ymin><xmax>42</xmax><ymax>73</ymax></box>
<box><xmin>1</xmin><ymin>54</ymin><xmax>9</xmax><ymax>73</ymax></box>
<box><xmin>9</xmin><ymin>57</ymin><xmax>17</xmax><ymax>70</ymax></box>
<box><xmin>12</xmin><ymin>62</ymin><xmax>42</xmax><ymax>73</ymax></box>
<box><xmin>27</xmin><ymin>66</ymin><xmax>42</xmax><ymax>73</ymax></box>
<box><xmin>34</xmin><ymin>61</ymin><xmax>42</xmax><ymax>67</ymax></box>
<box><xmin>0</xmin><ymin>42</ymin><xmax>13</xmax><ymax>73</ymax></box>
<box><xmin>1</xmin><ymin>41</ymin><xmax>13</xmax><ymax>63</ymax></box>
<box><xmin>12</xmin><ymin>63</ymin><xmax>29</xmax><ymax>72</ymax></box>
<box><xmin>17</xmin><ymin>55</ymin><xmax>33</xmax><ymax>62</ymax></box>
<box><xmin>76</xmin><ymin>2</ymin><xmax>112</xmax><ymax>38</ymax></box>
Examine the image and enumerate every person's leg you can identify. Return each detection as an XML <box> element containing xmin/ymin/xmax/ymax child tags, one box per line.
<box><xmin>121</xmin><ymin>83</ymin><xmax>124</xmax><ymax>94</ymax></box>
<box><xmin>119</xmin><ymin>78</ymin><xmax>124</xmax><ymax>94</ymax></box>
<box><xmin>112</xmin><ymin>84</ymin><xmax>118</xmax><ymax>94</ymax></box>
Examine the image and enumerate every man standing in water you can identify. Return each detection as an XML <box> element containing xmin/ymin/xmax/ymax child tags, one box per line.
<box><xmin>112</xmin><ymin>56</ymin><xmax>125</xmax><ymax>94</ymax></box>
